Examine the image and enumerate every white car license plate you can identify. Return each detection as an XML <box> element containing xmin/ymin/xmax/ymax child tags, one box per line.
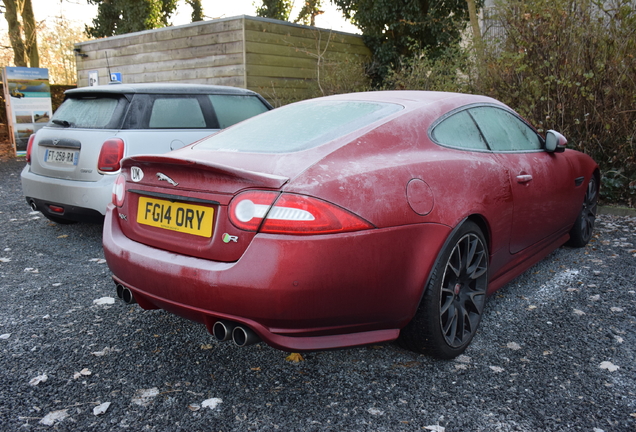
<box><xmin>45</xmin><ymin>148</ymin><xmax>79</xmax><ymax>166</ymax></box>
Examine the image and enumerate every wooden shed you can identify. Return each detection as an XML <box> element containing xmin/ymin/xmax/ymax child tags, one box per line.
<box><xmin>73</xmin><ymin>15</ymin><xmax>370</xmax><ymax>105</ymax></box>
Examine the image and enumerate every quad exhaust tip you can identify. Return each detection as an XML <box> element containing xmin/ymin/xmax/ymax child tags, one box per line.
<box><xmin>115</xmin><ymin>283</ymin><xmax>136</xmax><ymax>304</ymax></box>
<box><xmin>213</xmin><ymin>320</ymin><xmax>260</xmax><ymax>347</ymax></box>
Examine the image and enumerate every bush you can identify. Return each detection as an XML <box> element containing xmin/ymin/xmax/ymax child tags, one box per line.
<box><xmin>476</xmin><ymin>0</ymin><xmax>636</xmax><ymax>206</ymax></box>
<box><xmin>380</xmin><ymin>0</ymin><xmax>636</xmax><ymax>206</ymax></box>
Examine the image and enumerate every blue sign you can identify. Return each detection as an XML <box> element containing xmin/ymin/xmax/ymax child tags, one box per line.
<box><xmin>110</xmin><ymin>72</ymin><xmax>122</xmax><ymax>82</ymax></box>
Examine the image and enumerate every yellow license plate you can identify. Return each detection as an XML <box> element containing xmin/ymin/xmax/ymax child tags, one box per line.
<box><xmin>137</xmin><ymin>196</ymin><xmax>214</xmax><ymax>238</ymax></box>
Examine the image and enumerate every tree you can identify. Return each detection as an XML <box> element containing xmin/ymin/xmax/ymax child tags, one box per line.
<box><xmin>256</xmin><ymin>0</ymin><xmax>292</xmax><ymax>21</ymax></box>
<box><xmin>185</xmin><ymin>0</ymin><xmax>203</xmax><ymax>22</ymax></box>
<box><xmin>331</xmin><ymin>0</ymin><xmax>480</xmax><ymax>83</ymax></box>
<box><xmin>295</xmin><ymin>0</ymin><xmax>323</xmax><ymax>26</ymax></box>
<box><xmin>38</xmin><ymin>17</ymin><xmax>88</xmax><ymax>84</ymax></box>
<box><xmin>86</xmin><ymin>0</ymin><xmax>179</xmax><ymax>38</ymax></box>
<box><xmin>2</xmin><ymin>0</ymin><xmax>39</xmax><ymax>67</ymax></box>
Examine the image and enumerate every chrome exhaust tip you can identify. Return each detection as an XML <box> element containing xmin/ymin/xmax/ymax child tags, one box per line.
<box><xmin>232</xmin><ymin>326</ymin><xmax>261</xmax><ymax>347</ymax></box>
<box><xmin>212</xmin><ymin>320</ymin><xmax>236</xmax><ymax>342</ymax></box>
<box><xmin>29</xmin><ymin>200</ymin><xmax>38</xmax><ymax>211</ymax></box>
<box><xmin>116</xmin><ymin>284</ymin><xmax>136</xmax><ymax>304</ymax></box>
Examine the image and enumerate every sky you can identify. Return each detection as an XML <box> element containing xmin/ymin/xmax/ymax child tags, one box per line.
<box><xmin>1</xmin><ymin>0</ymin><xmax>359</xmax><ymax>34</ymax></box>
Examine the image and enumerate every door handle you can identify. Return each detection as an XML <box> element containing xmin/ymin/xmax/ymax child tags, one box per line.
<box><xmin>516</xmin><ymin>174</ymin><xmax>533</xmax><ymax>183</ymax></box>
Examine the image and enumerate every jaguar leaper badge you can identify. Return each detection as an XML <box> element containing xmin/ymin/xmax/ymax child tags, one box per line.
<box><xmin>156</xmin><ymin>172</ymin><xmax>178</xmax><ymax>186</ymax></box>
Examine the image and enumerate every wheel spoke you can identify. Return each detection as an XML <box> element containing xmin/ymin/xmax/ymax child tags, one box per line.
<box><xmin>442</xmin><ymin>303</ymin><xmax>458</xmax><ymax>338</ymax></box>
<box><xmin>439</xmin><ymin>231</ymin><xmax>488</xmax><ymax>348</ymax></box>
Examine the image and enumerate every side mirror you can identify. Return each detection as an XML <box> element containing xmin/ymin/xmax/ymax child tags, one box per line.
<box><xmin>545</xmin><ymin>130</ymin><xmax>567</xmax><ymax>153</ymax></box>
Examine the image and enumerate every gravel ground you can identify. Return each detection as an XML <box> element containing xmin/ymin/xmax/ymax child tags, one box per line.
<box><xmin>0</xmin><ymin>157</ymin><xmax>634</xmax><ymax>432</ymax></box>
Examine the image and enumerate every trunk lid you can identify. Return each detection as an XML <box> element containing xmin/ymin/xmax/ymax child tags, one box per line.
<box><xmin>115</xmin><ymin>155</ymin><xmax>289</xmax><ymax>262</ymax></box>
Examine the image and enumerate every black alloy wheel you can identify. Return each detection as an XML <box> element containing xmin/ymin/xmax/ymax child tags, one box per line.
<box><xmin>566</xmin><ymin>176</ymin><xmax>598</xmax><ymax>248</ymax></box>
<box><xmin>399</xmin><ymin>221</ymin><xmax>489</xmax><ymax>359</ymax></box>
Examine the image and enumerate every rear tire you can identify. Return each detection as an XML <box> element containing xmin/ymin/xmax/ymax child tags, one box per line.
<box><xmin>566</xmin><ymin>176</ymin><xmax>597</xmax><ymax>248</ymax></box>
<box><xmin>399</xmin><ymin>221</ymin><xmax>488</xmax><ymax>359</ymax></box>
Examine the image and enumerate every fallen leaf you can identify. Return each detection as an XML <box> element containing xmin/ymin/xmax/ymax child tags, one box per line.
<box><xmin>187</xmin><ymin>403</ymin><xmax>201</xmax><ymax>411</ymax></box>
<box><xmin>0</xmin><ymin>333</ymin><xmax>10</xmax><ymax>340</ymax></box>
<box><xmin>29</xmin><ymin>374</ymin><xmax>47</xmax><ymax>386</ymax></box>
<box><xmin>573</xmin><ymin>309</ymin><xmax>586</xmax><ymax>316</ymax></box>
<box><xmin>39</xmin><ymin>409</ymin><xmax>69</xmax><ymax>426</ymax></box>
<box><xmin>489</xmin><ymin>366</ymin><xmax>504</xmax><ymax>373</ymax></box>
<box><xmin>89</xmin><ymin>258</ymin><xmax>107</xmax><ymax>264</ymax></box>
<box><xmin>589</xmin><ymin>295</ymin><xmax>600</xmax><ymax>301</ymax></box>
<box><xmin>424</xmin><ymin>426</ymin><xmax>446</xmax><ymax>432</ymax></box>
<box><xmin>91</xmin><ymin>347</ymin><xmax>120</xmax><ymax>356</ymax></box>
<box><xmin>132</xmin><ymin>388</ymin><xmax>160</xmax><ymax>406</ymax></box>
<box><xmin>285</xmin><ymin>352</ymin><xmax>304</xmax><ymax>362</ymax></box>
<box><xmin>0</xmin><ymin>257</ymin><xmax>11</xmax><ymax>263</ymax></box>
<box><xmin>93</xmin><ymin>297</ymin><xmax>115</xmax><ymax>305</ymax></box>
<box><xmin>250</xmin><ymin>367</ymin><xmax>261</xmax><ymax>371</ymax></box>
<box><xmin>57</xmin><ymin>235</ymin><xmax>68</xmax><ymax>239</ymax></box>
<box><xmin>200</xmin><ymin>344</ymin><xmax>213</xmax><ymax>350</ymax></box>
<box><xmin>506</xmin><ymin>342</ymin><xmax>521</xmax><ymax>350</ymax></box>
<box><xmin>368</xmin><ymin>407</ymin><xmax>384</xmax><ymax>416</ymax></box>
<box><xmin>74</xmin><ymin>368</ymin><xmax>92</xmax><ymax>379</ymax></box>
<box><xmin>527</xmin><ymin>305</ymin><xmax>537</xmax><ymax>310</ymax></box>
<box><xmin>610</xmin><ymin>307</ymin><xmax>623</xmax><ymax>312</ymax></box>
<box><xmin>93</xmin><ymin>402</ymin><xmax>111</xmax><ymax>416</ymax></box>
<box><xmin>201</xmin><ymin>397</ymin><xmax>222</xmax><ymax>410</ymax></box>
<box><xmin>599</xmin><ymin>361</ymin><xmax>619</xmax><ymax>372</ymax></box>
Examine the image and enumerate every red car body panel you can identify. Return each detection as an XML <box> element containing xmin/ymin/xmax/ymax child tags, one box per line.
<box><xmin>102</xmin><ymin>91</ymin><xmax>599</xmax><ymax>351</ymax></box>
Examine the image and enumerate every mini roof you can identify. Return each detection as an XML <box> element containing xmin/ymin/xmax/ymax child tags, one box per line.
<box><xmin>65</xmin><ymin>82</ymin><xmax>260</xmax><ymax>96</ymax></box>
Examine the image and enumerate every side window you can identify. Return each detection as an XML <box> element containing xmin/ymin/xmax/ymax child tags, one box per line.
<box><xmin>148</xmin><ymin>97</ymin><xmax>206</xmax><ymax>128</ymax></box>
<box><xmin>431</xmin><ymin>109</ymin><xmax>488</xmax><ymax>150</ymax></box>
<box><xmin>468</xmin><ymin>106</ymin><xmax>542</xmax><ymax>151</ymax></box>
<box><xmin>208</xmin><ymin>95</ymin><xmax>270</xmax><ymax>129</ymax></box>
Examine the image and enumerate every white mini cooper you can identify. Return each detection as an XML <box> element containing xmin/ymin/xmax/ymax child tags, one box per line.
<box><xmin>21</xmin><ymin>83</ymin><xmax>271</xmax><ymax>223</ymax></box>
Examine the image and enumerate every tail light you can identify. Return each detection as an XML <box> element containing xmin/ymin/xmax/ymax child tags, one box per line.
<box><xmin>112</xmin><ymin>174</ymin><xmax>126</xmax><ymax>207</ymax></box>
<box><xmin>98</xmin><ymin>138</ymin><xmax>125</xmax><ymax>172</ymax></box>
<box><xmin>25</xmin><ymin>134</ymin><xmax>35</xmax><ymax>164</ymax></box>
<box><xmin>229</xmin><ymin>191</ymin><xmax>373</xmax><ymax>235</ymax></box>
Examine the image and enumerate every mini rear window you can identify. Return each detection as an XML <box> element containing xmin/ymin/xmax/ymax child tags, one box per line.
<box><xmin>51</xmin><ymin>96</ymin><xmax>121</xmax><ymax>128</ymax></box>
<box><xmin>195</xmin><ymin>100</ymin><xmax>403</xmax><ymax>153</ymax></box>
<box><xmin>208</xmin><ymin>95</ymin><xmax>269</xmax><ymax>129</ymax></box>
<box><xmin>149</xmin><ymin>98</ymin><xmax>206</xmax><ymax>128</ymax></box>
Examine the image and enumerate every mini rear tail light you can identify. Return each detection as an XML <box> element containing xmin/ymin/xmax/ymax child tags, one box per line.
<box><xmin>112</xmin><ymin>174</ymin><xmax>126</xmax><ymax>207</ymax></box>
<box><xmin>48</xmin><ymin>205</ymin><xmax>64</xmax><ymax>214</ymax></box>
<box><xmin>229</xmin><ymin>191</ymin><xmax>373</xmax><ymax>235</ymax></box>
<box><xmin>25</xmin><ymin>134</ymin><xmax>35</xmax><ymax>164</ymax></box>
<box><xmin>98</xmin><ymin>138</ymin><xmax>125</xmax><ymax>172</ymax></box>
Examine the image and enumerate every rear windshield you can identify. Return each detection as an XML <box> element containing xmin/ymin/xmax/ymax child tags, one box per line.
<box><xmin>51</xmin><ymin>96</ymin><xmax>123</xmax><ymax>129</ymax></box>
<box><xmin>208</xmin><ymin>95</ymin><xmax>270</xmax><ymax>128</ymax></box>
<box><xmin>195</xmin><ymin>100</ymin><xmax>403</xmax><ymax>153</ymax></box>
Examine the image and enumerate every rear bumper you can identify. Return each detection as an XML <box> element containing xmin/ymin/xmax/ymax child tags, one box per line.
<box><xmin>21</xmin><ymin>165</ymin><xmax>114</xmax><ymax>220</ymax></box>
<box><xmin>103</xmin><ymin>204</ymin><xmax>451</xmax><ymax>351</ymax></box>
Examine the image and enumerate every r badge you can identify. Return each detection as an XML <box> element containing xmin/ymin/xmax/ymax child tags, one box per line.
<box><xmin>222</xmin><ymin>233</ymin><xmax>238</xmax><ymax>243</ymax></box>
